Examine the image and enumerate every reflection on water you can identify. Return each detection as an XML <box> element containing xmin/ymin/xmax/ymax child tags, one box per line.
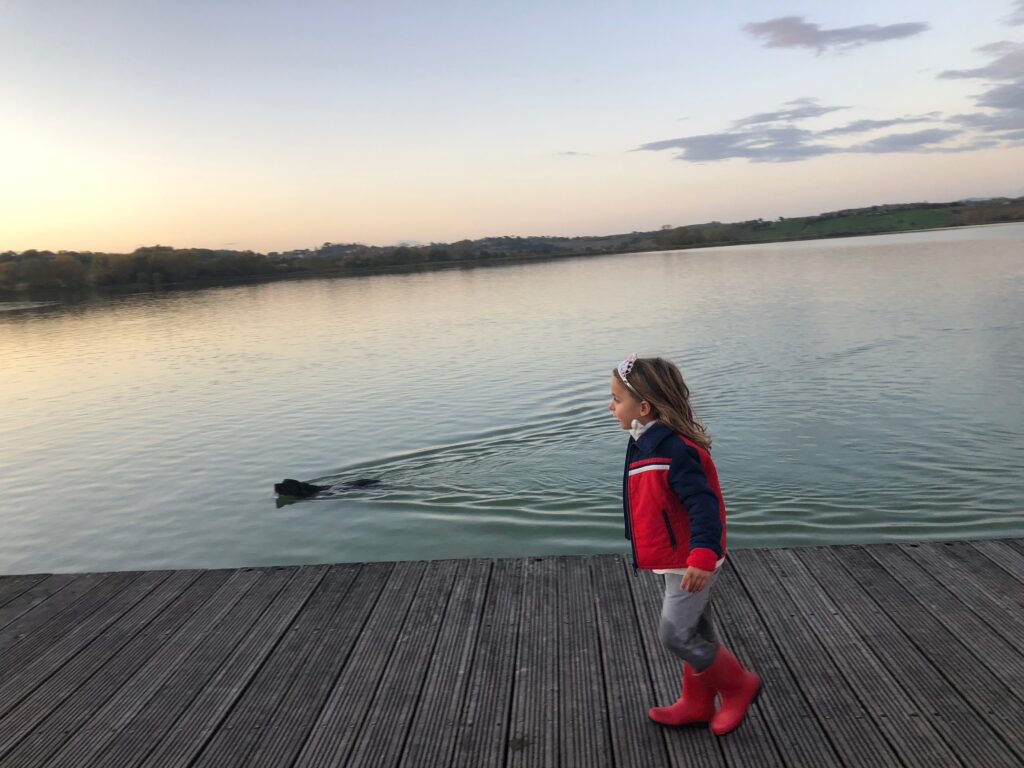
<box><xmin>1</xmin><ymin>224</ymin><xmax>1023</xmax><ymax>573</ymax></box>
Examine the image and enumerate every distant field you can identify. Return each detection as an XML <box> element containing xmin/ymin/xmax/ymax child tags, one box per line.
<box><xmin>756</xmin><ymin>207</ymin><xmax>953</xmax><ymax>240</ymax></box>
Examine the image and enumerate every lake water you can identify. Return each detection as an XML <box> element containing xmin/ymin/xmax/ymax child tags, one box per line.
<box><xmin>2</xmin><ymin>224</ymin><xmax>1022</xmax><ymax>574</ymax></box>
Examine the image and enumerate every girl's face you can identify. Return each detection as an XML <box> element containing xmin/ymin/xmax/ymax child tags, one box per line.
<box><xmin>609</xmin><ymin>374</ymin><xmax>649</xmax><ymax>430</ymax></box>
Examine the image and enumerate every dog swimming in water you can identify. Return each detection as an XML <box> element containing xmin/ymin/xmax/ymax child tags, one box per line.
<box><xmin>274</xmin><ymin>477</ymin><xmax>381</xmax><ymax>500</ymax></box>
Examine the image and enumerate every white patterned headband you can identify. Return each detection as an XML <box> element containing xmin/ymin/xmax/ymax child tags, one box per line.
<box><xmin>616</xmin><ymin>353</ymin><xmax>642</xmax><ymax>397</ymax></box>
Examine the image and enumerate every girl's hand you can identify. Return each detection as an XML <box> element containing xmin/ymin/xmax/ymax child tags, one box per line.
<box><xmin>681</xmin><ymin>566</ymin><xmax>711</xmax><ymax>593</ymax></box>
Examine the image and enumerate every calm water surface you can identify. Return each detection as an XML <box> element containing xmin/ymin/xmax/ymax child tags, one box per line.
<box><xmin>2</xmin><ymin>224</ymin><xmax>1023</xmax><ymax>573</ymax></box>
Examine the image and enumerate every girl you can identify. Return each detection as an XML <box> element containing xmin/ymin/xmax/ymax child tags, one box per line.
<box><xmin>609</xmin><ymin>354</ymin><xmax>761</xmax><ymax>735</ymax></box>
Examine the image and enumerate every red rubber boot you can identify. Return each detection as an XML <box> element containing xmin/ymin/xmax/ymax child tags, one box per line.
<box><xmin>648</xmin><ymin>663</ymin><xmax>716</xmax><ymax>726</ymax></box>
<box><xmin>697</xmin><ymin>646</ymin><xmax>762</xmax><ymax>735</ymax></box>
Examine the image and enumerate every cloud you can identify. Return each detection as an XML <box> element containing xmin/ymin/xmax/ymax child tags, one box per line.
<box><xmin>637</xmin><ymin>126</ymin><xmax>837</xmax><ymax>163</ymax></box>
<box><xmin>733</xmin><ymin>97</ymin><xmax>847</xmax><ymax>127</ymax></box>
<box><xmin>634</xmin><ymin>97</ymin><xmax>976</xmax><ymax>163</ymax></box>
<box><xmin>1006</xmin><ymin>1</ymin><xmax>1024</xmax><ymax>25</ymax></box>
<box><xmin>743</xmin><ymin>15</ymin><xmax>929</xmax><ymax>54</ymax></box>
<box><xmin>939</xmin><ymin>41</ymin><xmax>1024</xmax><ymax>80</ymax></box>
<box><xmin>819</xmin><ymin>114</ymin><xmax>940</xmax><ymax>136</ymax></box>
<box><xmin>939</xmin><ymin>40</ymin><xmax>1024</xmax><ymax>141</ymax></box>
<box><xmin>847</xmin><ymin>128</ymin><xmax>962</xmax><ymax>152</ymax></box>
<box><xmin>558</xmin><ymin>151</ymin><xmax>593</xmax><ymax>156</ymax></box>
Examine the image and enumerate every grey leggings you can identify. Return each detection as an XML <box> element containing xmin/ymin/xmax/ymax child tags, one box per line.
<box><xmin>657</xmin><ymin>570</ymin><xmax>720</xmax><ymax>672</ymax></box>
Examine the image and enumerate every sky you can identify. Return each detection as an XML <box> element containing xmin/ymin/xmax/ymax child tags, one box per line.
<box><xmin>3</xmin><ymin>0</ymin><xmax>1024</xmax><ymax>252</ymax></box>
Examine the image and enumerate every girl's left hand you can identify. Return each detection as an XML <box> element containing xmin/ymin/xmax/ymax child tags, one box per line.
<box><xmin>681</xmin><ymin>566</ymin><xmax>711</xmax><ymax>593</ymax></box>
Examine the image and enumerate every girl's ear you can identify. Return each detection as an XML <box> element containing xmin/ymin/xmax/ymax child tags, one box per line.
<box><xmin>639</xmin><ymin>400</ymin><xmax>651</xmax><ymax>417</ymax></box>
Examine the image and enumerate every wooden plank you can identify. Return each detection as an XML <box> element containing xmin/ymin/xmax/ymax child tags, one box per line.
<box><xmin>798</xmin><ymin>545</ymin><xmax>1022</xmax><ymax>767</ymax></box>
<box><xmin>864</xmin><ymin>544</ymin><xmax>1024</xmax><ymax>704</ymax></box>
<box><xmin>0</xmin><ymin>570</ymin><xmax>230</xmax><ymax>768</ymax></box>
<box><xmin>729</xmin><ymin>550</ymin><xmax>900</xmax><ymax>768</ymax></box>
<box><xmin>709</xmin><ymin>559</ymin><xmax>837</xmax><ymax>768</ymax></box>
<box><xmin>137</xmin><ymin>565</ymin><xmax>328</xmax><ymax>768</ymax></box>
<box><xmin>506</xmin><ymin>557</ymin><xmax>559</xmax><ymax>768</ymax></box>
<box><xmin>347</xmin><ymin>559</ymin><xmax>462</xmax><ymax>767</ymax></box>
<box><xmin>627</xmin><ymin>566</ymin><xmax>728</xmax><ymax>768</ymax></box>
<box><xmin>0</xmin><ymin>572</ymin><xmax>117</xmax><ymax>665</ymax></box>
<box><xmin>188</xmin><ymin>564</ymin><xmax>361</xmax><ymax>768</ymax></box>
<box><xmin>292</xmin><ymin>561</ymin><xmax>428</xmax><ymax>768</ymax></box>
<box><xmin>0</xmin><ymin>574</ymin><xmax>78</xmax><ymax>632</ymax></box>
<box><xmin>0</xmin><ymin>575</ymin><xmax>47</xmax><ymax>611</ymax></box>
<box><xmin>899</xmin><ymin>542</ymin><xmax>1024</xmax><ymax>653</ymax></box>
<box><xmin>757</xmin><ymin>547</ymin><xmax>961</xmax><ymax>766</ymax></box>
<box><xmin>0</xmin><ymin>570</ymin><xmax>199</xmax><ymax>760</ymax></box>
<box><xmin>244</xmin><ymin>562</ymin><xmax>395</xmax><ymax>768</ymax></box>
<box><xmin>0</xmin><ymin>571</ymin><xmax>167</xmax><ymax>716</ymax></box>
<box><xmin>554</xmin><ymin>556</ymin><xmax>613</xmax><ymax>768</ymax></box>
<box><xmin>969</xmin><ymin>540</ymin><xmax>1024</xmax><ymax>601</ymax></box>
<box><xmin>447</xmin><ymin>558</ymin><xmax>524</xmax><ymax>768</ymax></box>
<box><xmin>833</xmin><ymin>545</ymin><xmax>1024</xmax><ymax>760</ymax></box>
<box><xmin>397</xmin><ymin>559</ymin><xmax>490</xmax><ymax>768</ymax></box>
<box><xmin>591</xmin><ymin>554</ymin><xmax>668</xmax><ymax>768</ymax></box>
<box><xmin>51</xmin><ymin>567</ymin><xmax>290</xmax><ymax>768</ymax></box>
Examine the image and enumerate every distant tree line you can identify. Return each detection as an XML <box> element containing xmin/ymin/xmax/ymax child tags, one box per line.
<box><xmin>3</xmin><ymin>197</ymin><xmax>1022</xmax><ymax>293</ymax></box>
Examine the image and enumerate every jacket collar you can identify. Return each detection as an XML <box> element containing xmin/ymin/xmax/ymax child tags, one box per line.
<box><xmin>635</xmin><ymin>421</ymin><xmax>673</xmax><ymax>452</ymax></box>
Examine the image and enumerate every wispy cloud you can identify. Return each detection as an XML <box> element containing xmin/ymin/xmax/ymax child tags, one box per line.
<box><xmin>849</xmin><ymin>128</ymin><xmax>962</xmax><ymax>153</ymax></box>
<box><xmin>743</xmin><ymin>15</ymin><xmax>929</xmax><ymax>54</ymax></box>
<box><xmin>940</xmin><ymin>41</ymin><xmax>1024</xmax><ymax>141</ymax></box>
<box><xmin>1006</xmin><ymin>0</ymin><xmax>1024</xmax><ymax>25</ymax></box>
<box><xmin>732</xmin><ymin>97</ymin><xmax>847</xmax><ymax>127</ymax></box>
<box><xmin>557</xmin><ymin>151</ymin><xmax>593</xmax><ymax>156</ymax></box>
<box><xmin>634</xmin><ymin>98</ymin><xmax>979</xmax><ymax>163</ymax></box>
<box><xmin>637</xmin><ymin>126</ymin><xmax>837</xmax><ymax>163</ymax></box>
<box><xmin>819</xmin><ymin>114</ymin><xmax>941</xmax><ymax>136</ymax></box>
<box><xmin>939</xmin><ymin>41</ymin><xmax>1024</xmax><ymax>80</ymax></box>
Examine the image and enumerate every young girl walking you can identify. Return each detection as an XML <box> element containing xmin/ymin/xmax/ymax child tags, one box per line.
<box><xmin>609</xmin><ymin>354</ymin><xmax>761</xmax><ymax>735</ymax></box>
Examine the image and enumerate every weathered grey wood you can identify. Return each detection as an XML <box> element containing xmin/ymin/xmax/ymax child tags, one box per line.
<box><xmin>554</xmin><ymin>556</ymin><xmax>613</xmax><ymax>768</ymax></box>
<box><xmin>591</xmin><ymin>554</ymin><xmax>668</xmax><ymax>768</ymax></box>
<box><xmin>397</xmin><ymin>559</ymin><xmax>490</xmax><ymax>768</ymax></box>
<box><xmin>968</xmin><ymin>540</ymin><xmax>1024</xmax><ymax>602</ymax></box>
<box><xmin>730</xmin><ymin>550</ymin><xmax>901</xmax><ymax>768</ymax></box>
<box><xmin>833</xmin><ymin>545</ymin><xmax>1024</xmax><ymax>760</ymax></box>
<box><xmin>756</xmin><ymin>547</ymin><xmax>961</xmax><ymax>766</ymax></box>
<box><xmin>0</xmin><ymin>571</ymin><xmax>168</xmax><ymax>715</ymax></box>
<box><xmin>293</xmin><ymin>560</ymin><xmax>428</xmax><ymax>767</ymax></box>
<box><xmin>0</xmin><ymin>572</ymin><xmax>117</xmax><ymax>666</ymax></box>
<box><xmin>244</xmin><ymin>563</ymin><xmax>394</xmax><ymax>768</ymax></box>
<box><xmin>0</xmin><ymin>575</ymin><xmax>47</xmax><ymax>612</ymax></box>
<box><xmin>64</xmin><ymin>567</ymin><xmax>294</xmax><ymax>768</ymax></box>
<box><xmin>347</xmin><ymin>559</ymin><xmax>461</xmax><ymax>767</ymax></box>
<box><xmin>448</xmin><ymin>558</ymin><xmax>523</xmax><ymax>768</ymax></box>
<box><xmin>1</xmin><ymin>539</ymin><xmax>1023</xmax><ymax>768</ymax></box>
<box><xmin>506</xmin><ymin>556</ymin><xmax>559</xmax><ymax>768</ymax></box>
<box><xmin>899</xmin><ymin>542</ymin><xmax>1024</xmax><ymax>654</ymax></box>
<box><xmin>798</xmin><ymin>545</ymin><xmax>1022</xmax><ymax>766</ymax></box>
<box><xmin>36</xmin><ymin>567</ymin><xmax>264</xmax><ymax>768</ymax></box>
<box><xmin>627</xmin><ymin>567</ymin><xmax>728</xmax><ymax>768</ymax></box>
<box><xmin>864</xmin><ymin>545</ymin><xmax>1024</xmax><ymax>705</ymax></box>
<box><xmin>0</xmin><ymin>574</ymin><xmax>79</xmax><ymax>634</ymax></box>
<box><xmin>0</xmin><ymin>570</ymin><xmax>199</xmax><ymax>761</ymax></box>
<box><xmin>188</xmin><ymin>564</ymin><xmax>360</xmax><ymax>768</ymax></box>
<box><xmin>138</xmin><ymin>566</ymin><xmax>328</xmax><ymax>768</ymax></box>
<box><xmin>0</xmin><ymin>570</ymin><xmax>231</xmax><ymax>768</ymax></box>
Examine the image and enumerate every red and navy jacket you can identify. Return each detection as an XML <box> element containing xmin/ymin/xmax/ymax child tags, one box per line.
<box><xmin>623</xmin><ymin>422</ymin><xmax>726</xmax><ymax>574</ymax></box>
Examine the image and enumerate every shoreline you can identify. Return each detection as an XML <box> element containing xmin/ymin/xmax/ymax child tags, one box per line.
<box><xmin>3</xmin><ymin>219</ymin><xmax>1021</xmax><ymax>302</ymax></box>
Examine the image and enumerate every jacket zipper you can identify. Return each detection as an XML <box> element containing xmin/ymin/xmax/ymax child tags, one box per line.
<box><xmin>624</xmin><ymin>440</ymin><xmax>639</xmax><ymax>576</ymax></box>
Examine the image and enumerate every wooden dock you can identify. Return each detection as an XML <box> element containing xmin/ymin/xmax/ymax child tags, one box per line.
<box><xmin>1</xmin><ymin>538</ymin><xmax>1023</xmax><ymax>767</ymax></box>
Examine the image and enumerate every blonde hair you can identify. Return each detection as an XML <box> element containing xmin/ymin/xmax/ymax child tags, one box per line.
<box><xmin>614</xmin><ymin>356</ymin><xmax>711</xmax><ymax>450</ymax></box>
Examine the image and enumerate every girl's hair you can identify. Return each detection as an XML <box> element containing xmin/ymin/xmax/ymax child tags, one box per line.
<box><xmin>614</xmin><ymin>356</ymin><xmax>711</xmax><ymax>450</ymax></box>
